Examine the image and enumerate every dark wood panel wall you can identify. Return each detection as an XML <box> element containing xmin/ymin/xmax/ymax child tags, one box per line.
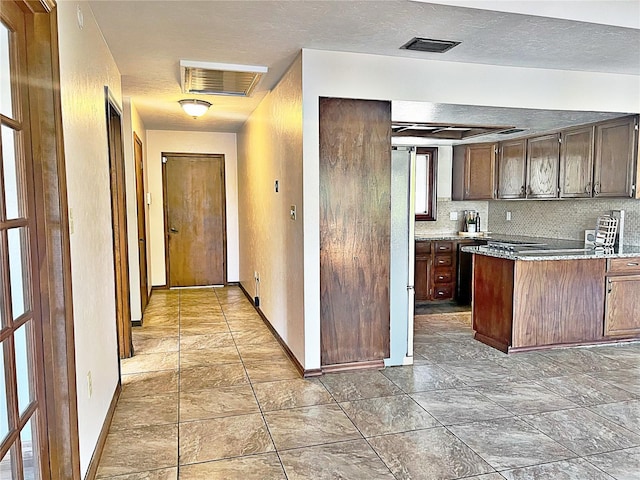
<box><xmin>319</xmin><ymin>98</ymin><xmax>391</xmax><ymax>367</ymax></box>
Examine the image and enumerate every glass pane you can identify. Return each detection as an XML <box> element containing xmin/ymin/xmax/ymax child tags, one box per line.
<box><xmin>0</xmin><ymin>21</ymin><xmax>13</xmax><ymax>119</ymax></box>
<box><xmin>21</xmin><ymin>416</ymin><xmax>37</xmax><ymax>480</ymax></box>
<box><xmin>1</xmin><ymin>125</ymin><xmax>24</xmax><ymax>220</ymax></box>
<box><xmin>0</xmin><ymin>446</ymin><xmax>15</xmax><ymax>480</ymax></box>
<box><xmin>8</xmin><ymin>227</ymin><xmax>29</xmax><ymax>319</ymax></box>
<box><xmin>415</xmin><ymin>154</ymin><xmax>428</xmax><ymax>214</ymax></box>
<box><xmin>15</xmin><ymin>322</ymin><xmax>32</xmax><ymax>416</ymax></box>
<box><xmin>0</xmin><ymin>344</ymin><xmax>8</xmax><ymax>442</ymax></box>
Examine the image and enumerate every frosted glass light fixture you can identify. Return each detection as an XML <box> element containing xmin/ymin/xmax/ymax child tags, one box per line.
<box><xmin>179</xmin><ymin>99</ymin><xmax>211</xmax><ymax>118</ymax></box>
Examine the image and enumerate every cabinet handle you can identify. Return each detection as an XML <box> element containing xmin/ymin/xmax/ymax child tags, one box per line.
<box><xmin>594</xmin><ymin>182</ymin><xmax>601</xmax><ymax>196</ymax></box>
<box><xmin>627</xmin><ymin>262</ymin><xmax>639</xmax><ymax>266</ymax></box>
<box><xmin>520</xmin><ymin>185</ymin><xmax>526</xmax><ymax>197</ymax></box>
<box><xmin>526</xmin><ymin>185</ymin><xmax>532</xmax><ymax>196</ymax></box>
<box><xmin>585</xmin><ymin>182</ymin><xmax>591</xmax><ymax>194</ymax></box>
<box><xmin>607</xmin><ymin>279</ymin><xmax>612</xmax><ymax>294</ymax></box>
<box><xmin>439</xmin><ymin>246</ymin><xmax>447</xmax><ymax>250</ymax></box>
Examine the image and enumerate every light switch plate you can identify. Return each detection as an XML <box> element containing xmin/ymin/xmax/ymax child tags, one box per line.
<box><xmin>449</xmin><ymin>211</ymin><xmax>458</xmax><ymax>220</ymax></box>
<box><xmin>290</xmin><ymin>205</ymin><xmax>297</xmax><ymax>220</ymax></box>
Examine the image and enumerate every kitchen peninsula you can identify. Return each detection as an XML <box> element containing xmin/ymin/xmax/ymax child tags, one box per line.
<box><xmin>463</xmin><ymin>242</ymin><xmax>640</xmax><ymax>353</ymax></box>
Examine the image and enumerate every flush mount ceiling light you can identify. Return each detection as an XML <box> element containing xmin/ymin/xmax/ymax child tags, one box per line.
<box><xmin>401</xmin><ymin>37</ymin><xmax>461</xmax><ymax>53</ymax></box>
<box><xmin>178</xmin><ymin>99</ymin><xmax>212</xmax><ymax>118</ymax></box>
<box><xmin>180</xmin><ymin>60</ymin><xmax>268</xmax><ymax>97</ymax></box>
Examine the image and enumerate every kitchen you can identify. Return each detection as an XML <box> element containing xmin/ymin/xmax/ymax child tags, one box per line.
<box><xmin>407</xmin><ymin>107</ymin><xmax>640</xmax><ymax>356</ymax></box>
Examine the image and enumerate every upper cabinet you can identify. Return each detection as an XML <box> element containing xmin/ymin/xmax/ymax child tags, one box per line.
<box><xmin>559</xmin><ymin>125</ymin><xmax>594</xmax><ymax>198</ymax></box>
<box><xmin>497</xmin><ymin>139</ymin><xmax>526</xmax><ymax>199</ymax></box>
<box><xmin>452</xmin><ymin>143</ymin><xmax>496</xmax><ymax>200</ymax></box>
<box><xmin>527</xmin><ymin>133</ymin><xmax>560</xmax><ymax>199</ymax></box>
<box><xmin>594</xmin><ymin>116</ymin><xmax>638</xmax><ymax>198</ymax></box>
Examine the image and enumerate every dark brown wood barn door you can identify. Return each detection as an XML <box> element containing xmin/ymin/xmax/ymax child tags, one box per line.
<box><xmin>319</xmin><ymin>98</ymin><xmax>391</xmax><ymax>368</ymax></box>
<box><xmin>134</xmin><ymin>133</ymin><xmax>148</xmax><ymax>312</ymax></box>
<box><xmin>163</xmin><ymin>154</ymin><xmax>227</xmax><ymax>287</ymax></box>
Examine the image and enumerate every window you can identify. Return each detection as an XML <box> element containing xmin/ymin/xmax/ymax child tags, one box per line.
<box><xmin>415</xmin><ymin>147</ymin><xmax>437</xmax><ymax>220</ymax></box>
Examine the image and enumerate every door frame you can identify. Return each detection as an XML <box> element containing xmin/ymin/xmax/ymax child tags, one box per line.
<box><xmin>6</xmin><ymin>1</ymin><xmax>81</xmax><ymax>477</ymax></box>
<box><xmin>133</xmin><ymin>133</ymin><xmax>148</xmax><ymax>312</ymax></box>
<box><xmin>161</xmin><ymin>152</ymin><xmax>227</xmax><ymax>287</ymax></box>
<box><xmin>105</xmin><ymin>88</ymin><xmax>132</xmax><ymax>359</ymax></box>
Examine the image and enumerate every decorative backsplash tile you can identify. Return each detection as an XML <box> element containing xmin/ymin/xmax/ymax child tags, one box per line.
<box><xmin>416</xmin><ymin>197</ymin><xmax>640</xmax><ymax>246</ymax></box>
<box><xmin>488</xmin><ymin>198</ymin><xmax>640</xmax><ymax>246</ymax></box>
<box><xmin>415</xmin><ymin>199</ymin><xmax>489</xmax><ymax>236</ymax></box>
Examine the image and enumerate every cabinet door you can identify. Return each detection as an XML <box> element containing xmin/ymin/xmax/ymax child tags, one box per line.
<box><xmin>527</xmin><ymin>133</ymin><xmax>560</xmax><ymax>198</ymax></box>
<box><xmin>594</xmin><ymin>116</ymin><xmax>637</xmax><ymax>198</ymax></box>
<box><xmin>415</xmin><ymin>254</ymin><xmax>431</xmax><ymax>301</ymax></box>
<box><xmin>560</xmin><ymin>126</ymin><xmax>594</xmax><ymax>198</ymax></box>
<box><xmin>497</xmin><ymin>139</ymin><xmax>526</xmax><ymax>199</ymax></box>
<box><xmin>604</xmin><ymin>275</ymin><xmax>640</xmax><ymax>337</ymax></box>
<box><xmin>465</xmin><ymin>144</ymin><xmax>496</xmax><ymax>199</ymax></box>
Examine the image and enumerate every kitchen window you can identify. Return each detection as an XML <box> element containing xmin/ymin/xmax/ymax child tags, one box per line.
<box><xmin>415</xmin><ymin>147</ymin><xmax>437</xmax><ymax>220</ymax></box>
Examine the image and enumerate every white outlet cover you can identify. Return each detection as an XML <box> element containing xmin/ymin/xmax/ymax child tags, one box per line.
<box><xmin>449</xmin><ymin>211</ymin><xmax>458</xmax><ymax>220</ymax></box>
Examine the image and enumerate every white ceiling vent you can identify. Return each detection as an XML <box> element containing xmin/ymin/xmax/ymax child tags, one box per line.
<box><xmin>180</xmin><ymin>60</ymin><xmax>268</xmax><ymax>97</ymax></box>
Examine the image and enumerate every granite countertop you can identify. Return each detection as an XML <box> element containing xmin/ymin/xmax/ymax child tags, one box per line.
<box><xmin>461</xmin><ymin>244</ymin><xmax>640</xmax><ymax>261</ymax></box>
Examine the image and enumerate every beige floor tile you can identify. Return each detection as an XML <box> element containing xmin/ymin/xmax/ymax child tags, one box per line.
<box><xmin>244</xmin><ymin>360</ymin><xmax>301</xmax><ymax>384</ymax></box>
<box><xmin>180</xmin><ymin>363</ymin><xmax>248</xmax><ymax>391</ymax></box>
<box><xmin>179</xmin><ymin>414</ymin><xmax>274</xmax><ymax>465</ymax></box>
<box><xmin>236</xmin><ymin>343</ymin><xmax>290</xmax><ymax>363</ymax></box>
<box><xmin>253</xmin><ymin>378</ymin><xmax>334</xmax><ymax>411</ymax></box>
<box><xmin>180</xmin><ymin>346</ymin><xmax>242</xmax><ymax>367</ymax></box>
<box><xmin>179</xmin><ymin>331</ymin><xmax>234</xmax><ymax>350</ymax></box>
<box><xmin>121</xmin><ymin>352</ymin><xmax>179</xmax><ymax>375</ymax></box>
<box><xmin>180</xmin><ymin>385</ymin><xmax>260</xmax><ymax>422</ymax></box>
<box><xmin>133</xmin><ymin>334</ymin><xmax>179</xmax><ymax>355</ymax></box>
<box><xmin>96</xmin><ymin>424</ymin><xmax>178</xmax><ymax>478</ymax></box>
<box><xmin>121</xmin><ymin>370</ymin><xmax>179</xmax><ymax>399</ymax></box>
<box><xmin>101</xmin><ymin>468</ymin><xmax>177</xmax><ymax>479</ymax></box>
<box><xmin>110</xmin><ymin>392</ymin><xmax>178</xmax><ymax>430</ymax></box>
<box><xmin>179</xmin><ymin>454</ymin><xmax>285</xmax><ymax>479</ymax></box>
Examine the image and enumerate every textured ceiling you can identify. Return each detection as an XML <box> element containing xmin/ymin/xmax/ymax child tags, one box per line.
<box><xmin>88</xmin><ymin>0</ymin><xmax>640</xmax><ymax>133</ymax></box>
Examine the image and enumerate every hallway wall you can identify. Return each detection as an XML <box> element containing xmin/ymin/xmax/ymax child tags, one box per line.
<box><xmin>56</xmin><ymin>2</ymin><xmax>122</xmax><ymax>476</ymax></box>
<box><xmin>237</xmin><ymin>54</ymin><xmax>305</xmax><ymax>366</ymax></box>
<box><xmin>146</xmin><ymin>130</ymin><xmax>240</xmax><ymax>286</ymax></box>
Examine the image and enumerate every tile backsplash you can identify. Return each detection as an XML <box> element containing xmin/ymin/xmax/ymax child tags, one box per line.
<box><xmin>488</xmin><ymin>198</ymin><xmax>640</xmax><ymax>246</ymax></box>
<box><xmin>415</xmin><ymin>199</ymin><xmax>489</xmax><ymax>236</ymax></box>
<box><xmin>415</xmin><ymin>197</ymin><xmax>640</xmax><ymax>246</ymax></box>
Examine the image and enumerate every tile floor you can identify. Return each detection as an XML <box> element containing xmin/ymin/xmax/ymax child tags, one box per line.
<box><xmin>96</xmin><ymin>287</ymin><xmax>640</xmax><ymax>479</ymax></box>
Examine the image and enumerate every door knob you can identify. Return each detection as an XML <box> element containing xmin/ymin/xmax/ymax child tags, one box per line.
<box><xmin>170</xmin><ymin>227</ymin><xmax>178</xmax><ymax>233</ymax></box>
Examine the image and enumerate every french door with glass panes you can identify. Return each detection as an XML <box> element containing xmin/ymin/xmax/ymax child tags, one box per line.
<box><xmin>0</xmin><ymin>1</ymin><xmax>50</xmax><ymax>479</ymax></box>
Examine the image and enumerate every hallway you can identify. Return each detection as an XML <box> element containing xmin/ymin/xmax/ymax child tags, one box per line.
<box><xmin>96</xmin><ymin>287</ymin><xmax>640</xmax><ymax>479</ymax></box>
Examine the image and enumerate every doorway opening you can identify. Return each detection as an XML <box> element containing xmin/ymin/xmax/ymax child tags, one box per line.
<box><xmin>162</xmin><ymin>153</ymin><xmax>227</xmax><ymax>288</ymax></box>
<box><xmin>105</xmin><ymin>90</ymin><xmax>133</xmax><ymax>359</ymax></box>
<box><xmin>133</xmin><ymin>133</ymin><xmax>149</xmax><ymax>314</ymax></box>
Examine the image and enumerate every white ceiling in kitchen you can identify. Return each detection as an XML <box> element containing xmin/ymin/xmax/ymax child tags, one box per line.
<box><xmin>88</xmin><ymin>0</ymin><xmax>640</xmax><ymax>134</ymax></box>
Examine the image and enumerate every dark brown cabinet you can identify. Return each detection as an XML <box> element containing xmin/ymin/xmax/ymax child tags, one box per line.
<box><xmin>452</xmin><ymin>143</ymin><xmax>496</xmax><ymax>200</ymax></box>
<box><xmin>497</xmin><ymin>139</ymin><xmax>527</xmax><ymax>199</ymax></box>
<box><xmin>559</xmin><ymin>125</ymin><xmax>594</xmax><ymax>198</ymax></box>
<box><xmin>415</xmin><ymin>240</ymin><xmax>456</xmax><ymax>301</ymax></box>
<box><xmin>526</xmin><ymin>133</ymin><xmax>560</xmax><ymax>199</ymax></box>
<box><xmin>594</xmin><ymin>116</ymin><xmax>638</xmax><ymax>198</ymax></box>
<box><xmin>604</xmin><ymin>258</ymin><xmax>640</xmax><ymax>337</ymax></box>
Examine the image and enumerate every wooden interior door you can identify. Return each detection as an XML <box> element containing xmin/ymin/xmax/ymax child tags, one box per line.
<box><xmin>163</xmin><ymin>154</ymin><xmax>226</xmax><ymax>287</ymax></box>
<box><xmin>133</xmin><ymin>133</ymin><xmax>148</xmax><ymax>312</ymax></box>
<box><xmin>319</xmin><ymin>98</ymin><xmax>391</xmax><ymax>367</ymax></box>
<box><xmin>0</xmin><ymin>4</ymin><xmax>51</xmax><ymax>477</ymax></box>
<box><xmin>106</xmin><ymin>95</ymin><xmax>132</xmax><ymax>359</ymax></box>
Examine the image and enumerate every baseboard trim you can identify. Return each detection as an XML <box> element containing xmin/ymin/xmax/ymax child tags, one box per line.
<box><xmin>151</xmin><ymin>285</ymin><xmax>168</xmax><ymax>291</ymax></box>
<box><xmin>321</xmin><ymin>359</ymin><xmax>385</xmax><ymax>374</ymax></box>
<box><xmin>238</xmin><ymin>282</ymin><xmax>307</xmax><ymax>377</ymax></box>
<box><xmin>84</xmin><ymin>382</ymin><xmax>121</xmax><ymax>480</ymax></box>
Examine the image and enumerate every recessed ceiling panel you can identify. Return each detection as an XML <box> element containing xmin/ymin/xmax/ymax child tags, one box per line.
<box><xmin>181</xmin><ymin>60</ymin><xmax>268</xmax><ymax>97</ymax></box>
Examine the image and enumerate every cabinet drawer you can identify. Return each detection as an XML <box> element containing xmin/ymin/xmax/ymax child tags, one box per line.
<box><xmin>434</xmin><ymin>255</ymin><xmax>453</xmax><ymax>267</ymax></box>
<box><xmin>433</xmin><ymin>284</ymin><xmax>454</xmax><ymax>300</ymax></box>
<box><xmin>433</xmin><ymin>268</ymin><xmax>454</xmax><ymax>284</ymax></box>
<box><xmin>608</xmin><ymin>258</ymin><xmax>640</xmax><ymax>274</ymax></box>
<box><xmin>434</xmin><ymin>241</ymin><xmax>453</xmax><ymax>253</ymax></box>
<box><xmin>415</xmin><ymin>241</ymin><xmax>431</xmax><ymax>254</ymax></box>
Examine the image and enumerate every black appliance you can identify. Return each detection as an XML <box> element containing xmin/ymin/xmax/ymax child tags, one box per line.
<box><xmin>456</xmin><ymin>239</ymin><xmax>487</xmax><ymax>305</ymax></box>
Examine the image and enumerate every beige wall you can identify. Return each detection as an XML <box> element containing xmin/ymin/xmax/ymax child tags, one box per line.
<box><xmin>237</xmin><ymin>55</ymin><xmax>305</xmax><ymax>364</ymax></box>
<box><xmin>56</xmin><ymin>2</ymin><xmax>121</xmax><ymax>476</ymax></box>
<box><xmin>146</xmin><ymin>130</ymin><xmax>239</xmax><ymax>286</ymax></box>
<box><xmin>122</xmin><ymin>99</ymin><xmax>148</xmax><ymax>321</ymax></box>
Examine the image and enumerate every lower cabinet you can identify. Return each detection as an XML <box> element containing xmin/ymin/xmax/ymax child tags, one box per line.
<box><xmin>415</xmin><ymin>240</ymin><xmax>456</xmax><ymax>301</ymax></box>
<box><xmin>604</xmin><ymin>258</ymin><xmax>640</xmax><ymax>337</ymax></box>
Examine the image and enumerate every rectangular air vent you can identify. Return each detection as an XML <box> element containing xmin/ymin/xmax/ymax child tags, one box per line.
<box><xmin>497</xmin><ymin>128</ymin><xmax>526</xmax><ymax>135</ymax></box>
<box><xmin>401</xmin><ymin>37</ymin><xmax>461</xmax><ymax>53</ymax></box>
<box><xmin>180</xmin><ymin>60</ymin><xmax>268</xmax><ymax>97</ymax></box>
